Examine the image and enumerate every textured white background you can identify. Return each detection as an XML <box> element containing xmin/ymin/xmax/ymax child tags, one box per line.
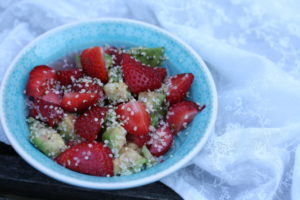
<box><xmin>1</xmin><ymin>0</ymin><xmax>300</xmax><ymax>199</ymax></box>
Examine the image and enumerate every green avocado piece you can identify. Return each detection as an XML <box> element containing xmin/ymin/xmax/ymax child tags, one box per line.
<box><xmin>102</xmin><ymin>125</ymin><xmax>127</xmax><ymax>155</ymax></box>
<box><xmin>104</xmin><ymin>82</ymin><xmax>132</xmax><ymax>104</ymax></box>
<box><xmin>108</xmin><ymin>66</ymin><xmax>123</xmax><ymax>83</ymax></box>
<box><xmin>57</xmin><ymin>114</ymin><xmax>77</xmax><ymax>141</ymax></box>
<box><xmin>28</xmin><ymin>118</ymin><xmax>66</xmax><ymax>158</ymax></box>
<box><xmin>128</xmin><ymin>47</ymin><xmax>165</xmax><ymax>67</ymax></box>
<box><xmin>104</xmin><ymin>53</ymin><xmax>113</xmax><ymax>68</ymax></box>
<box><xmin>139</xmin><ymin>92</ymin><xmax>166</xmax><ymax>112</ymax></box>
<box><xmin>113</xmin><ymin>146</ymin><xmax>147</xmax><ymax>176</ymax></box>
<box><xmin>138</xmin><ymin>92</ymin><xmax>166</xmax><ymax>127</ymax></box>
<box><xmin>75</xmin><ymin>55</ymin><xmax>82</xmax><ymax>69</ymax></box>
<box><xmin>141</xmin><ymin>145</ymin><xmax>157</xmax><ymax>167</ymax></box>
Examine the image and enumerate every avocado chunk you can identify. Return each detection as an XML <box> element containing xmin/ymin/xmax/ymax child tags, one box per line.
<box><xmin>104</xmin><ymin>82</ymin><xmax>132</xmax><ymax>104</ymax></box>
<box><xmin>102</xmin><ymin>125</ymin><xmax>127</xmax><ymax>155</ymax></box>
<box><xmin>28</xmin><ymin>118</ymin><xmax>66</xmax><ymax>158</ymax></box>
<box><xmin>138</xmin><ymin>92</ymin><xmax>166</xmax><ymax>127</ymax></box>
<box><xmin>113</xmin><ymin>145</ymin><xmax>147</xmax><ymax>176</ymax></box>
<box><xmin>75</xmin><ymin>55</ymin><xmax>82</xmax><ymax>69</ymax></box>
<box><xmin>108</xmin><ymin>66</ymin><xmax>123</xmax><ymax>83</ymax></box>
<box><xmin>128</xmin><ymin>47</ymin><xmax>165</xmax><ymax>67</ymax></box>
<box><xmin>57</xmin><ymin>113</ymin><xmax>77</xmax><ymax>141</ymax></box>
<box><xmin>141</xmin><ymin>145</ymin><xmax>157</xmax><ymax>167</ymax></box>
<box><xmin>104</xmin><ymin>53</ymin><xmax>113</xmax><ymax>68</ymax></box>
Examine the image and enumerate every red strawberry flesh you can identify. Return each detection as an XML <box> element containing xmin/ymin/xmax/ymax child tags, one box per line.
<box><xmin>149</xmin><ymin>125</ymin><xmax>173</xmax><ymax>157</ymax></box>
<box><xmin>81</xmin><ymin>46</ymin><xmax>108</xmax><ymax>83</ymax></box>
<box><xmin>166</xmin><ymin>101</ymin><xmax>205</xmax><ymax>134</ymax></box>
<box><xmin>26</xmin><ymin>65</ymin><xmax>57</xmax><ymax>98</ymax></box>
<box><xmin>55</xmin><ymin>141</ymin><xmax>113</xmax><ymax>176</ymax></box>
<box><xmin>75</xmin><ymin>107</ymin><xmax>108</xmax><ymax>141</ymax></box>
<box><xmin>115</xmin><ymin>101</ymin><xmax>150</xmax><ymax>136</ymax></box>
<box><xmin>166</xmin><ymin>73</ymin><xmax>194</xmax><ymax>105</ymax></box>
<box><xmin>122</xmin><ymin>54</ymin><xmax>162</xmax><ymax>94</ymax></box>
<box><xmin>61</xmin><ymin>92</ymin><xmax>99</xmax><ymax>113</ymax></box>
<box><xmin>57</xmin><ymin>68</ymin><xmax>83</xmax><ymax>86</ymax></box>
<box><xmin>28</xmin><ymin>99</ymin><xmax>64</xmax><ymax>127</ymax></box>
<box><xmin>126</xmin><ymin>133</ymin><xmax>150</xmax><ymax>148</ymax></box>
<box><xmin>154</xmin><ymin>67</ymin><xmax>167</xmax><ymax>82</ymax></box>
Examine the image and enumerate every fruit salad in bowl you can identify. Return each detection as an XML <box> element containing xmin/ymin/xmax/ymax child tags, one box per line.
<box><xmin>25</xmin><ymin>45</ymin><xmax>206</xmax><ymax>177</ymax></box>
<box><xmin>0</xmin><ymin>19</ymin><xmax>217</xmax><ymax>189</ymax></box>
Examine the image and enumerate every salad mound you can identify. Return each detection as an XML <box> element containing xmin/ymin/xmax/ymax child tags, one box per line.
<box><xmin>25</xmin><ymin>45</ymin><xmax>205</xmax><ymax>177</ymax></box>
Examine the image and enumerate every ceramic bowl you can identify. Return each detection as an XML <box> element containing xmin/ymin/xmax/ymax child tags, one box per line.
<box><xmin>0</xmin><ymin>18</ymin><xmax>217</xmax><ymax>189</ymax></box>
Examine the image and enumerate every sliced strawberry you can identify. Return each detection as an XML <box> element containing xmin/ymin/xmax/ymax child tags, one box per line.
<box><xmin>81</xmin><ymin>46</ymin><xmax>108</xmax><ymax>83</ymax></box>
<box><xmin>26</xmin><ymin>65</ymin><xmax>57</xmax><ymax>98</ymax></box>
<box><xmin>55</xmin><ymin>141</ymin><xmax>113</xmax><ymax>177</ymax></box>
<box><xmin>122</xmin><ymin>54</ymin><xmax>162</xmax><ymax>94</ymax></box>
<box><xmin>166</xmin><ymin>101</ymin><xmax>205</xmax><ymax>134</ymax></box>
<box><xmin>154</xmin><ymin>67</ymin><xmax>167</xmax><ymax>82</ymax></box>
<box><xmin>72</xmin><ymin>79</ymin><xmax>104</xmax><ymax>96</ymax></box>
<box><xmin>75</xmin><ymin>107</ymin><xmax>108</xmax><ymax>141</ymax></box>
<box><xmin>115</xmin><ymin>101</ymin><xmax>150</xmax><ymax>136</ymax></box>
<box><xmin>166</xmin><ymin>73</ymin><xmax>194</xmax><ymax>105</ymax></box>
<box><xmin>56</xmin><ymin>68</ymin><xmax>83</xmax><ymax>86</ymax></box>
<box><xmin>126</xmin><ymin>133</ymin><xmax>150</xmax><ymax>147</ymax></box>
<box><xmin>40</xmin><ymin>90</ymin><xmax>62</xmax><ymax>106</ymax></box>
<box><xmin>61</xmin><ymin>92</ymin><xmax>99</xmax><ymax>113</ymax></box>
<box><xmin>104</xmin><ymin>46</ymin><xmax>123</xmax><ymax>66</ymax></box>
<box><xmin>148</xmin><ymin>125</ymin><xmax>173</xmax><ymax>157</ymax></box>
<box><xmin>28</xmin><ymin>99</ymin><xmax>64</xmax><ymax>127</ymax></box>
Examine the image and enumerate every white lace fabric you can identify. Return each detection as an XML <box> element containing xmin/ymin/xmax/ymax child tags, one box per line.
<box><xmin>1</xmin><ymin>1</ymin><xmax>300</xmax><ymax>199</ymax></box>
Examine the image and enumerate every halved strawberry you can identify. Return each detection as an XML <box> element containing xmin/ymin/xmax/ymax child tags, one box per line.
<box><xmin>148</xmin><ymin>125</ymin><xmax>173</xmax><ymax>157</ymax></box>
<box><xmin>72</xmin><ymin>79</ymin><xmax>104</xmax><ymax>96</ymax></box>
<box><xmin>74</xmin><ymin>107</ymin><xmax>108</xmax><ymax>141</ymax></box>
<box><xmin>26</xmin><ymin>65</ymin><xmax>57</xmax><ymax>98</ymax></box>
<box><xmin>166</xmin><ymin>73</ymin><xmax>194</xmax><ymax>104</ymax></box>
<box><xmin>60</xmin><ymin>92</ymin><xmax>99</xmax><ymax>113</ymax></box>
<box><xmin>115</xmin><ymin>101</ymin><xmax>150</xmax><ymax>136</ymax></box>
<box><xmin>56</xmin><ymin>68</ymin><xmax>83</xmax><ymax>86</ymax></box>
<box><xmin>126</xmin><ymin>133</ymin><xmax>151</xmax><ymax>147</ymax></box>
<box><xmin>28</xmin><ymin>99</ymin><xmax>64</xmax><ymax>127</ymax></box>
<box><xmin>122</xmin><ymin>54</ymin><xmax>162</xmax><ymax>94</ymax></box>
<box><xmin>55</xmin><ymin>141</ymin><xmax>113</xmax><ymax>177</ymax></box>
<box><xmin>40</xmin><ymin>89</ymin><xmax>62</xmax><ymax>106</ymax></box>
<box><xmin>154</xmin><ymin>67</ymin><xmax>167</xmax><ymax>82</ymax></box>
<box><xmin>166</xmin><ymin>101</ymin><xmax>205</xmax><ymax>134</ymax></box>
<box><xmin>104</xmin><ymin>46</ymin><xmax>123</xmax><ymax>66</ymax></box>
<box><xmin>81</xmin><ymin>46</ymin><xmax>108</xmax><ymax>83</ymax></box>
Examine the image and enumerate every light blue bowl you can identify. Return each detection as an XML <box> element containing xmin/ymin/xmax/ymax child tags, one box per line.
<box><xmin>0</xmin><ymin>19</ymin><xmax>217</xmax><ymax>189</ymax></box>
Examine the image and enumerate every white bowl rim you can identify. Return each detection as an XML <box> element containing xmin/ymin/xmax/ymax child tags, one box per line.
<box><xmin>0</xmin><ymin>18</ymin><xmax>218</xmax><ymax>190</ymax></box>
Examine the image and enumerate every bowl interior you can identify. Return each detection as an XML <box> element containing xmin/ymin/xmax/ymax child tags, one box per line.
<box><xmin>1</xmin><ymin>19</ymin><xmax>215</xmax><ymax>189</ymax></box>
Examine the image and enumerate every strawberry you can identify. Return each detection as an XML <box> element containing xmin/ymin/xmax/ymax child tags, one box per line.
<box><xmin>80</xmin><ymin>46</ymin><xmax>108</xmax><ymax>83</ymax></box>
<box><xmin>148</xmin><ymin>125</ymin><xmax>173</xmax><ymax>157</ymax></box>
<box><xmin>166</xmin><ymin>73</ymin><xmax>194</xmax><ymax>104</ymax></box>
<box><xmin>122</xmin><ymin>54</ymin><xmax>162</xmax><ymax>94</ymax></box>
<box><xmin>28</xmin><ymin>99</ymin><xmax>64</xmax><ymax>127</ymax></box>
<box><xmin>55</xmin><ymin>141</ymin><xmax>113</xmax><ymax>177</ymax></box>
<box><xmin>104</xmin><ymin>46</ymin><xmax>123</xmax><ymax>66</ymax></box>
<box><xmin>166</xmin><ymin>101</ymin><xmax>205</xmax><ymax>134</ymax></box>
<box><xmin>154</xmin><ymin>67</ymin><xmax>167</xmax><ymax>82</ymax></box>
<box><xmin>74</xmin><ymin>107</ymin><xmax>108</xmax><ymax>141</ymax></box>
<box><xmin>60</xmin><ymin>92</ymin><xmax>99</xmax><ymax>113</ymax></box>
<box><xmin>40</xmin><ymin>89</ymin><xmax>62</xmax><ymax>106</ymax></box>
<box><xmin>115</xmin><ymin>101</ymin><xmax>150</xmax><ymax>136</ymax></box>
<box><xmin>26</xmin><ymin>65</ymin><xmax>57</xmax><ymax>98</ymax></box>
<box><xmin>72</xmin><ymin>79</ymin><xmax>104</xmax><ymax>96</ymax></box>
<box><xmin>126</xmin><ymin>133</ymin><xmax>150</xmax><ymax>147</ymax></box>
<box><xmin>56</xmin><ymin>68</ymin><xmax>83</xmax><ymax>86</ymax></box>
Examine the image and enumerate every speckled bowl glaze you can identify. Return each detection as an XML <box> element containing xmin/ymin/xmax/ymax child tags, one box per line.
<box><xmin>0</xmin><ymin>19</ymin><xmax>217</xmax><ymax>189</ymax></box>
